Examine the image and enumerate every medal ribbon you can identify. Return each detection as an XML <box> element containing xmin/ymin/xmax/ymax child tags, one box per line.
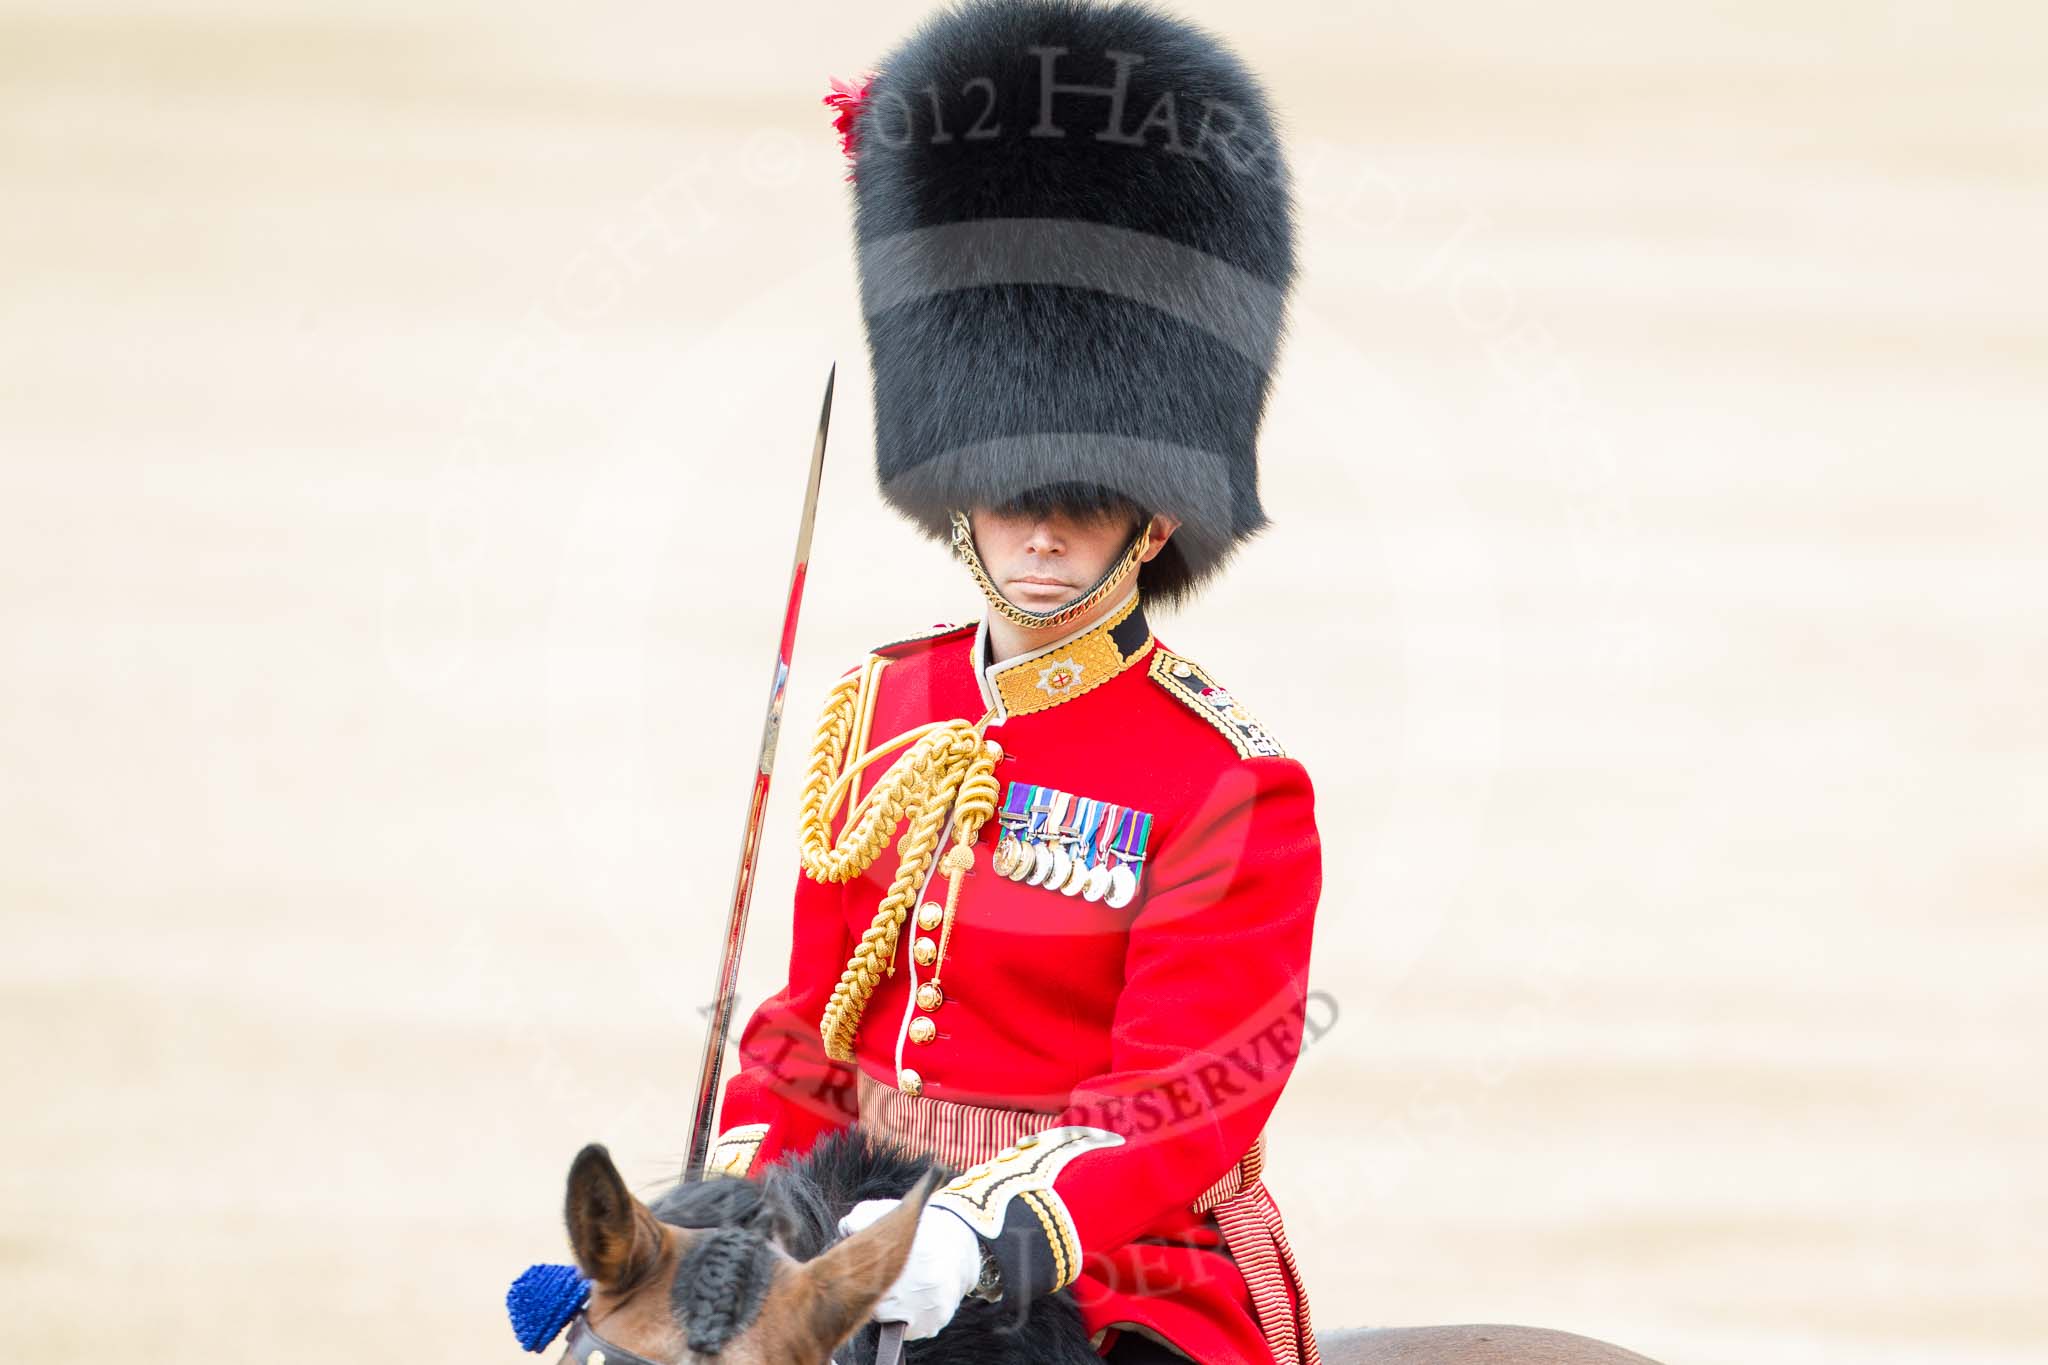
<box><xmin>1024</xmin><ymin>784</ymin><xmax>1053</xmax><ymax>845</ymax></box>
<box><xmin>1047</xmin><ymin>790</ymin><xmax>1072</xmax><ymax>845</ymax></box>
<box><xmin>1111</xmin><ymin>806</ymin><xmax>1154</xmax><ymax>864</ymax></box>
<box><xmin>1072</xmin><ymin>799</ymin><xmax>1102</xmax><ymax>869</ymax></box>
<box><xmin>1093</xmin><ymin>802</ymin><xmax>1119</xmax><ymax>870</ymax></box>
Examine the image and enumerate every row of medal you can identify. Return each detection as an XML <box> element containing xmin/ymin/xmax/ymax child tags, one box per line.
<box><xmin>989</xmin><ymin>782</ymin><xmax>1154</xmax><ymax>909</ymax></box>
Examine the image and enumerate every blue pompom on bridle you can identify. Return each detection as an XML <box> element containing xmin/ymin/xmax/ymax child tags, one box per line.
<box><xmin>507</xmin><ymin>1263</ymin><xmax>591</xmax><ymax>1352</ymax></box>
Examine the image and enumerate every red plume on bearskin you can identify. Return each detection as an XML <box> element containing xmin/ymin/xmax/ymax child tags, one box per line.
<box><xmin>822</xmin><ymin>74</ymin><xmax>873</xmax><ymax>180</ymax></box>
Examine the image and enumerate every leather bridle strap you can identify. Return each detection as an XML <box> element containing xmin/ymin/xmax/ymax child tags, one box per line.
<box><xmin>560</xmin><ymin>1313</ymin><xmax>670</xmax><ymax>1365</ymax></box>
<box><xmin>871</xmin><ymin>1321</ymin><xmax>908</xmax><ymax>1365</ymax></box>
<box><xmin>831</xmin><ymin>1320</ymin><xmax>907</xmax><ymax>1365</ymax></box>
<box><xmin>561</xmin><ymin>1309</ymin><xmax>906</xmax><ymax>1365</ymax></box>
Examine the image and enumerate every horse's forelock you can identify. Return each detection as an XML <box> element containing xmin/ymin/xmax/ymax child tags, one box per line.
<box><xmin>647</xmin><ymin>1165</ymin><xmax>834</xmax><ymax>1356</ymax></box>
<box><xmin>671</xmin><ymin>1226</ymin><xmax>777</xmax><ymax>1354</ymax></box>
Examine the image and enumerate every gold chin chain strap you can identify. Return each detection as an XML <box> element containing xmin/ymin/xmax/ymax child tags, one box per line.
<box><xmin>949</xmin><ymin>511</ymin><xmax>1147</xmax><ymax>632</ymax></box>
<box><xmin>800</xmin><ymin>669</ymin><xmax>1002</xmax><ymax>1062</ymax></box>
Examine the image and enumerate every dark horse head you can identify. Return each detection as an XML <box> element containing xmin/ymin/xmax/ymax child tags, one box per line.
<box><xmin>549</xmin><ymin>1128</ymin><xmax>1102</xmax><ymax>1365</ymax></box>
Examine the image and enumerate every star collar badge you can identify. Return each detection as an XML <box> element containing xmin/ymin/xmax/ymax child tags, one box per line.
<box><xmin>1035</xmin><ymin>656</ymin><xmax>1085</xmax><ymax>697</ymax></box>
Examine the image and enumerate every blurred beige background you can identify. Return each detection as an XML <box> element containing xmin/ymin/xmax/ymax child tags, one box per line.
<box><xmin>3</xmin><ymin>1</ymin><xmax>2043</xmax><ymax>1361</ymax></box>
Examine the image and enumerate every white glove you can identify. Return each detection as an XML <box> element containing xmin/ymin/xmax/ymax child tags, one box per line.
<box><xmin>837</xmin><ymin>1197</ymin><xmax>984</xmax><ymax>1340</ymax></box>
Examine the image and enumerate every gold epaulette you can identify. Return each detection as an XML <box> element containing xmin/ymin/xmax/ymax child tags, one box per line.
<box><xmin>1148</xmin><ymin>649</ymin><xmax>1286</xmax><ymax>759</ymax></box>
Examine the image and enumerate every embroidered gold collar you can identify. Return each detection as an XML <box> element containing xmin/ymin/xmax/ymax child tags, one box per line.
<box><xmin>975</xmin><ymin>591</ymin><xmax>1153</xmax><ymax>722</ymax></box>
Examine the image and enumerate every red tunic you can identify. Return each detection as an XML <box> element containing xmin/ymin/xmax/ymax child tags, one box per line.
<box><xmin>713</xmin><ymin>595</ymin><xmax>1322</xmax><ymax>1363</ymax></box>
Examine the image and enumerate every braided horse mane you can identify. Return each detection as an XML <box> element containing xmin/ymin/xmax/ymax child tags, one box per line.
<box><xmin>650</xmin><ymin>1128</ymin><xmax>1101</xmax><ymax>1363</ymax></box>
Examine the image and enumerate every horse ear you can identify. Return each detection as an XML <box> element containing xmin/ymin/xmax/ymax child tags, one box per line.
<box><xmin>564</xmin><ymin>1143</ymin><xmax>665</xmax><ymax>1290</ymax></box>
<box><xmin>789</xmin><ymin>1169</ymin><xmax>941</xmax><ymax>1357</ymax></box>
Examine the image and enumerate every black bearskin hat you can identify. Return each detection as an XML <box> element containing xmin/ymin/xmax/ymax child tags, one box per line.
<box><xmin>841</xmin><ymin>0</ymin><xmax>1296</xmax><ymax>601</ymax></box>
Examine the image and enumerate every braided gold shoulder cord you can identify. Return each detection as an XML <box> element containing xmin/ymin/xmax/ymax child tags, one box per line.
<box><xmin>799</xmin><ymin>669</ymin><xmax>1001</xmax><ymax>1061</ymax></box>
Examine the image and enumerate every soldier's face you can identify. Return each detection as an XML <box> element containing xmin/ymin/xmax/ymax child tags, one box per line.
<box><xmin>968</xmin><ymin>504</ymin><xmax>1147</xmax><ymax>613</ymax></box>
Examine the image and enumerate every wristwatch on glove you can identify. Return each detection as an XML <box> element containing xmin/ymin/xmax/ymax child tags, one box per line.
<box><xmin>969</xmin><ymin>1238</ymin><xmax>1003</xmax><ymax>1303</ymax></box>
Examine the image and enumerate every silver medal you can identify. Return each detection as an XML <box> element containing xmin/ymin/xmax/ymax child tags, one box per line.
<box><xmin>1027</xmin><ymin>842</ymin><xmax>1057</xmax><ymax>886</ymax></box>
<box><xmin>1046</xmin><ymin>843</ymin><xmax>1072</xmax><ymax>891</ymax></box>
<box><xmin>1106</xmin><ymin>862</ymin><xmax>1139</xmax><ymax>908</ymax></box>
<box><xmin>1083</xmin><ymin>864</ymin><xmax>1113</xmax><ymax>902</ymax></box>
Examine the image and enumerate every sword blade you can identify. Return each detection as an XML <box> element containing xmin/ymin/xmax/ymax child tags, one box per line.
<box><xmin>685</xmin><ymin>363</ymin><xmax>835</xmax><ymax>1177</ymax></box>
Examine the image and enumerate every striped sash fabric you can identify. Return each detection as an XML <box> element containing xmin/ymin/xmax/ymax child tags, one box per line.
<box><xmin>1200</xmin><ymin>1135</ymin><xmax>1320</xmax><ymax>1365</ymax></box>
<box><xmin>854</xmin><ymin>1070</ymin><xmax>1317</xmax><ymax>1364</ymax></box>
<box><xmin>856</xmin><ymin>1069</ymin><xmax>1056</xmax><ymax>1170</ymax></box>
